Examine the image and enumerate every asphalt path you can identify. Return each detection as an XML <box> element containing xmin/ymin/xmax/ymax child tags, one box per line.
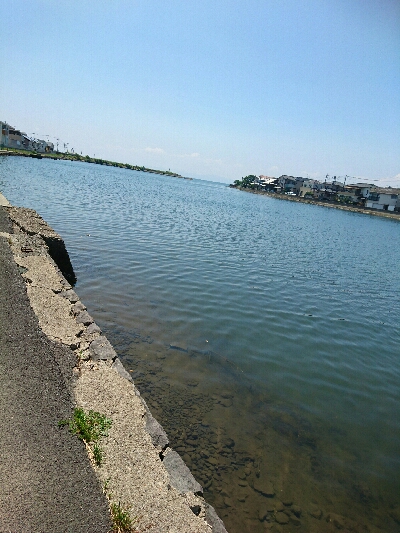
<box><xmin>0</xmin><ymin>206</ymin><xmax>112</xmax><ymax>533</ymax></box>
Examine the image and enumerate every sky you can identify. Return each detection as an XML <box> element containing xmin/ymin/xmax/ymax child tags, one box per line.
<box><xmin>2</xmin><ymin>0</ymin><xmax>399</xmax><ymax>185</ymax></box>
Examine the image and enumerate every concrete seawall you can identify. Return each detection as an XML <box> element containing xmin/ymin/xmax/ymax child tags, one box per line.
<box><xmin>0</xmin><ymin>196</ymin><xmax>227</xmax><ymax>532</ymax></box>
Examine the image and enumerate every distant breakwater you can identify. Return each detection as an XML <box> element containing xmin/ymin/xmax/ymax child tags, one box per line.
<box><xmin>0</xmin><ymin>149</ymin><xmax>183</xmax><ymax>179</ymax></box>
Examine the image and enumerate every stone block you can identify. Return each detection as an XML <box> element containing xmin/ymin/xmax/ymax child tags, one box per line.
<box><xmin>89</xmin><ymin>336</ymin><xmax>117</xmax><ymax>361</ymax></box>
<box><xmin>61</xmin><ymin>289</ymin><xmax>79</xmax><ymax>303</ymax></box>
<box><xmin>75</xmin><ymin>310</ymin><xmax>94</xmax><ymax>326</ymax></box>
<box><xmin>163</xmin><ymin>450</ymin><xmax>203</xmax><ymax>495</ymax></box>
<box><xmin>87</xmin><ymin>322</ymin><xmax>101</xmax><ymax>334</ymax></box>
<box><xmin>204</xmin><ymin>503</ymin><xmax>228</xmax><ymax>533</ymax></box>
<box><xmin>145</xmin><ymin>412</ymin><xmax>169</xmax><ymax>451</ymax></box>
<box><xmin>72</xmin><ymin>301</ymin><xmax>86</xmax><ymax>314</ymax></box>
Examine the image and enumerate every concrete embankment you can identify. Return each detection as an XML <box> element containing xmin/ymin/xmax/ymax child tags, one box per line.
<box><xmin>0</xmin><ymin>204</ymin><xmax>112</xmax><ymax>532</ymax></box>
<box><xmin>0</xmin><ymin>196</ymin><xmax>227</xmax><ymax>533</ymax></box>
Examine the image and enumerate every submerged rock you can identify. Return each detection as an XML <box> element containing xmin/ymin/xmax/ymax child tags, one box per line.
<box><xmin>309</xmin><ymin>506</ymin><xmax>323</xmax><ymax>520</ymax></box>
<box><xmin>253</xmin><ymin>478</ymin><xmax>275</xmax><ymax>497</ymax></box>
<box><xmin>275</xmin><ymin>511</ymin><xmax>290</xmax><ymax>524</ymax></box>
<box><xmin>291</xmin><ymin>505</ymin><xmax>302</xmax><ymax>517</ymax></box>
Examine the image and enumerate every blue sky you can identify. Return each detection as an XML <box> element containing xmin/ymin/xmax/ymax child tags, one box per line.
<box><xmin>2</xmin><ymin>0</ymin><xmax>399</xmax><ymax>185</ymax></box>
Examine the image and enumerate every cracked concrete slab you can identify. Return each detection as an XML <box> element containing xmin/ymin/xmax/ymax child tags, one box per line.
<box><xmin>7</xmin><ymin>206</ymin><xmax>76</xmax><ymax>284</ymax></box>
<box><xmin>26</xmin><ymin>284</ymin><xmax>84</xmax><ymax>346</ymax></box>
<box><xmin>15</xmin><ymin>254</ymin><xmax>66</xmax><ymax>292</ymax></box>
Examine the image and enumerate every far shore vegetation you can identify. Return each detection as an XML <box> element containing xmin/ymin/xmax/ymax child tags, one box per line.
<box><xmin>0</xmin><ymin>147</ymin><xmax>182</xmax><ymax>178</ymax></box>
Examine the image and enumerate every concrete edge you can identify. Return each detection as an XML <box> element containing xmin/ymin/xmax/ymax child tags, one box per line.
<box><xmin>2</xmin><ymin>201</ymin><xmax>228</xmax><ymax>533</ymax></box>
<box><xmin>0</xmin><ymin>192</ymin><xmax>11</xmax><ymax>206</ymax></box>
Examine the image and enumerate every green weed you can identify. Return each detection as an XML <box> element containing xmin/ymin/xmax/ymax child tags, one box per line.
<box><xmin>59</xmin><ymin>407</ymin><xmax>112</xmax><ymax>466</ymax></box>
<box><xmin>93</xmin><ymin>443</ymin><xmax>103</xmax><ymax>466</ymax></box>
<box><xmin>110</xmin><ymin>501</ymin><xmax>136</xmax><ymax>533</ymax></box>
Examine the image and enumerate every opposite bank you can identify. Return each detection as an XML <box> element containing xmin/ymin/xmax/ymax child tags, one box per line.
<box><xmin>232</xmin><ymin>186</ymin><xmax>400</xmax><ymax>221</ymax></box>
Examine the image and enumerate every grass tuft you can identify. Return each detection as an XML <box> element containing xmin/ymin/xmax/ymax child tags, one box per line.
<box><xmin>110</xmin><ymin>501</ymin><xmax>136</xmax><ymax>533</ymax></box>
<box><xmin>92</xmin><ymin>443</ymin><xmax>103</xmax><ymax>466</ymax></box>
<box><xmin>59</xmin><ymin>407</ymin><xmax>112</xmax><ymax>466</ymax></box>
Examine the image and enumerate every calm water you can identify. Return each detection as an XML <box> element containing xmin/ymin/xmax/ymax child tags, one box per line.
<box><xmin>1</xmin><ymin>157</ymin><xmax>400</xmax><ymax>532</ymax></box>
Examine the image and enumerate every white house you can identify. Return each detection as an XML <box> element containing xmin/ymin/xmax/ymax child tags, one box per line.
<box><xmin>256</xmin><ymin>175</ymin><xmax>277</xmax><ymax>190</ymax></box>
<box><xmin>277</xmin><ymin>175</ymin><xmax>303</xmax><ymax>193</ymax></box>
<box><xmin>366</xmin><ymin>189</ymin><xmax>400</xmax><ymax>212</ymax></box>
<box><xmin>345</xmin><ymin>183</ymin><xmax>373</xmax><ymax>200</ymax></box>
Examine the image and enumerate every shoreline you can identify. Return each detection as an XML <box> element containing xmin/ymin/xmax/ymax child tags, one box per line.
<box><xmin>233</xmin><ymin>186</ymin><xmax>400</xmax><ymax>221</ymax></box>
<box><xmin>0</xmin><ymin>197</ymin><xmax>227</xmax><ymax>532</ymax></box>
<box><xmin>0</xmin><ymin>149</ymin><xmax>184</xmax><ymax>179</ymax></box>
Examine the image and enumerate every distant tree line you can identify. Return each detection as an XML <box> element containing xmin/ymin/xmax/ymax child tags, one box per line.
<box><xmin>233</xmin><ymin>175</ymin><xmax>258</xmax><ymax>188</ymax></box>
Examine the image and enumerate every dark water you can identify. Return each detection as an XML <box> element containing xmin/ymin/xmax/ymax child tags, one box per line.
<box><xmin>1</xmin><ymin>157</ymin><xmax>400</xmax><ymax>532</ymax></box>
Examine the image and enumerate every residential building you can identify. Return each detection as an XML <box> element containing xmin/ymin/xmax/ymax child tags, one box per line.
<box><xmin>31</xmin><ymin>139</ymin><xmax>54</xmax><ymax>153</ymax></box>
<box><xmin>366</xmin><ymin>189</ymin><xmax>400</xmax><ymax>212</ymax></box>
<box><xmin>277</xmin><ymin>175</ymin><xmax>303</xmax><ymax>193</ymax></box>
<box><xmin>1</xmin><ymin>121</ymin><xmax>10</xmax><ymax>147</ymax></box>
<box><xmin>344</xmin><ymin>183</ymin><xmax>373</xmax><ymax>204</ymax></box>
<box><xmin>0</xmin><ymin>121</ymin><xmax>54</xmax><ymax>153</ymax></box>
<box><xmin>337</xmin><ymin>191</ymin><xmax>359</xmax><ymax>204</ymax></box>
<box><xmin>256</xmin><ymin>175</ymin><xmax>277</xmax><ymax>191</ymax></box>
<box><xmin>296</xmin><ymin>179</ymin><xmax>318</xmax><ymax>197</ymax></box>
<box><xmin>8</xmin><ymin>126</ymin><xmax>25</xmax><ymax>149</ymax></box>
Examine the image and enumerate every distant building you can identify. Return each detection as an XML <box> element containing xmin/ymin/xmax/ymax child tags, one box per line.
<box><xmin>8</xmin><ymin>126</ymin><xmax>26</xmax><ymax>149</ymax></box>
<box><xmin>1</xmin><ymin>121</ymin><xmax>10</xmax><ymax>147</ymax></box>
<box><xmin>337</xmin><ymin>191</ymin><xmax>359</xmax><ymax>204</ymax></box>
<box><xmin>344</xmin><ymin>183</ymin><xmax>373</xmax><ymax>201</ymax></box>
<box><xmin>31</xmin><ymin>139</ymin><xmax>54</xmax><ymax>153</ymax></box>
<box><xmin>277</xmin><ymin>175</ymin><xmax>303</xmax><ymax>193</ymax></box>
<box><xmin>297</xmin><ymin>179</ymin><xmax>319</xmax><ymax>198</ymax></box>
<box><xmin>252</xmin><ymin>172</ymin><xmax>399</xmax><ymax>213</ymax></box>
<box><xmin>256</xmin><ymin>175</ymin><xmax>277</xmax><ymax>191</ymax></box>
<box><xmin>366</xmin><ymin>188</ymin><xmax>400</xmax><ymax>212</ymax></box>
<box><xmin>0</xmin><ymin>121</ymin><xmax>55</xmax><ymax>153</ymax></box>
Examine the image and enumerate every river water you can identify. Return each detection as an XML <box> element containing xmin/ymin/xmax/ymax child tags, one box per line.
<box><xmin>1</xmin><ymin>157</ymin><xmax>399</xmax><ymax>533</ymax></box>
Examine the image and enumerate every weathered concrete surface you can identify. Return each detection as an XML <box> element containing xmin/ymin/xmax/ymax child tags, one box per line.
<box><xmin>0</xmin><ymin>200</ymin><xmax>228</xmax><ymax>532</ymax></box>
<box><xmin>0</xmin><ymin>206</ymin><xmax>112</xmax><ymax>533</ymax></box>
<box><xmin>89</xmin><ymin>335</ymin><xmax>118</xmax><ymax>361</ymax></box>
<box><xmin>7</xmin><ymin>205</ymin><xmax>76</xmax><ymax>284</ymax></box>
<box><xmin>74</xmin><ymin>363</ymin><xmax>211</xmax><ymax>533</ymax></box>
<box><xmin>13</xmin><ymin>255</ymin><xmax>83</xmax><ymax>346</ymax></box>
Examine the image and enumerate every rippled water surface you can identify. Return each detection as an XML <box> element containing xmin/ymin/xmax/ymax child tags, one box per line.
<box><xmin>1</xmin><ymin>157</ymin><xmax>400</xmax><ymax>532</ymax></box>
